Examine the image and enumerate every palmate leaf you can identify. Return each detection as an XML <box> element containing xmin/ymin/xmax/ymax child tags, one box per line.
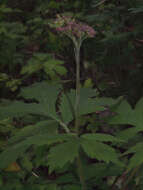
<box><xmin>20</xmin><ymin>82</ymin><xmax>61</xmax><ymax>117</ymax></box>
<box><xmin>47</xmin><ymin>138</ymin><xmax>80</xmax><ymax>173</ymax></box>
<box><xmin>109</xmin><ymin>98</ymin><xmax>143</xmax><ymax>140</ymax></box>
<box><xmin>80</xmin><ymin>134</ymin><xmax>123</xmax><ymax>166</ymax></box>
<box><xmin>0</xmin><ymin>82</ymin><xmax>61</xmax><ymax>120</ymax></box>
<box><xmin>0</xmin><ymin>133</ymin><xmax>74</xmax><ymax>169</ymax></box>
<box><xmin>60</xmin><ymin>88</ymin><xmax>119</xmax><ymax>124</ymax></box>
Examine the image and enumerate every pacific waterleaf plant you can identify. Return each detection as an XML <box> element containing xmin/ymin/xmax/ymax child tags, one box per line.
<box><xmin>0</xmin><ymin>15</ymin><xmax>123</xmax><ymax>190</ymax></box>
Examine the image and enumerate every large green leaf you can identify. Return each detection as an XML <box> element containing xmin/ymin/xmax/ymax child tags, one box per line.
<box><xmin>109</xmin><ymin>100</ymin><xmax>134</xmax><ymax>125</ymax></box>
<box><xmin>47</xmin><ymin>138</ymin><xmax>80</xmax><ymax>173</ymax></box>
<box><xmin>80</xmin><ymin>135</ymin><xmax>122</xmax><ymax>165</ymax></box>
<box><xmin>8</xmin><ymin>120</ymin><xmax>58</xmax><ymax>145</ymax></box>
<box><xmin>0</xmin><ymin>82</ymin><xmax>61</xmax><ymax>120</ymax></box>
<box><xmin>0</xmin><ymin>101</ymin><xmax>44</xmax><ymax>119</ymax></box>
<box><xmin>81</xmin><ymin>133</ymin><xmax>123</xmax><ymax>143</ymax></box>
<box><xmin>110</xmin><ymin>98</ymin><xmax>143</xmax><ymax>140</ymax></box>
<box><xmin>0</xmin><ymin>133</ymin><xmax>74</xmax><ymax>169</ymax></box>
<box><xmin>20</xmin><ymin>82</ymin><xmax>61</xmax><ymax>117</ymax></box>
<box><xmin>60</xmin><ymin>88</ymin><xmax>119</xmax><ymax>124</ymax></box>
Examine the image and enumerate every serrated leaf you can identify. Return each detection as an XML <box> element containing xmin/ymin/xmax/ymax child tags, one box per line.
<box><xmin>110</xmin><ymin>98</ymin><xmax>143</xmax><ymax>139</ymax></box>
<box><xmin>80</xmin><ymin>138</ymin><xmax>121</xmax><ymax>165</ymax></box>
<box><xmin>0</xmin><ymin>82</ymin><xmax>61</xmax><ymax>121</ymax></box>
<box><xmin>48</xmin><ymin>139</ymin><xmax>79</xmax><ymax>173</ymax></box>
<box><xmin>82</xmin><ymin>133</ymin><xmax>123</xmax><ymax>143</ymax></box>
<box><xmin>20</xmin><ymin>82</ymin><xmax>60</xmax><ymax>117</ymax></box>
<box><xmin>109</xmin><ymin>100</ymin><xmax>134</xmax><ymax>125</ymax></box>
<box><xmin>116</xmin><ymin>127</ymin><xmax>141</xmax><ymax>141</ymax></box>
<box><xmin>0</xmin><ymin>134</ymin><xmax>73</xmax><ymax>169</ymax></box>
<box><xmin>44</xmin><ymin>58</ymin><xmax>67</xmax><ymax>79</ymax></box>
<box><xmin>8</xmin><ymin>120</ymin><xmax>58</xmax><ymax>145</ymax></box>
<box><xmin>21</xmin><ymin>61</ymin><xmax>42</xmax><ymax>75</ymax></box>
<box><xmin>60</xmin><ymin>88</ymin><xmax>119</xmax><ymax>124</ymax></box>
<box><xmin>0</xmin><ymin>101</ymin><xmax>44</xmax><ymax>120</ymax></box>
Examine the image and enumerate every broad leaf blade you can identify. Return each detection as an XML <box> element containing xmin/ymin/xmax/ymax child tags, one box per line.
<box><xmin>110</xmin><ymin>98</ymin><xmax>143</xmax><ymax>140</ymax></box>
<box><xmin>0</xmin><ymin>82</ymin><xmax>61</xmax><ymax>122</ymax></box>
<box><xmin>8</xmin><ymin>120</ymin><xmax>58</xmax><ymax>144</ymax></box>
<box><xmin>0</xmin><ymin>101</ymin><xmax>44</xmax><ymax>119</ymax></box>
<box><xmin>48</xmin><ymin>139</ymin><xmax>80</xmax><ymax>172</ymax></box>
<box><xmin>82</xmin><ymin>133</ymin><xmax>123</xmax><ymax>142</ymax></box>
<box><xmin>80</xmin><ymin>138</ymin><xmax>121</xmax><ymax>165</ymax></box>
<box><xmin>20</xmin><ymin>82</ymin><xmax>61</xmax><ymax>117</ymax></box>
<box><xmin>60</xmin><ymin>88</ymin><xmax>119</xmax><ymax>124</ymax></box>
<box><xmin>109</xmin><ymin>100</ymin><xmax>134</xmax><ymax>125</ymax></box>
<box><xmin>0</xmin><ymin>134</ymin><xmax>74</xmax><ymax>169</ymax></box>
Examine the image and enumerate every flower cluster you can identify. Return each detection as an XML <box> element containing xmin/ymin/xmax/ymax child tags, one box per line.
<box><xmin>52</xmin><ymin>15</ymin><xmax>96</xmax><ymax>39</ymax></box>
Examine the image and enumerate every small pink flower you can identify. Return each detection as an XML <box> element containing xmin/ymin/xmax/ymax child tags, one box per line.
<box><xmin>52</xmin><ymin>15</ymin><xmax>96</xmax><ymax>39</ymax></box>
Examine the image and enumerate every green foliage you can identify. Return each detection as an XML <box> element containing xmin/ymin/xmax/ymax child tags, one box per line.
<box><xmin>110</xmin><ymin>98</ymin><xmax>143</xmax><ymax>140</ymax></box>
<box><xmin>48</xmin><ymin>138</ymin><xmax>79</xmax><ymax>173</ymax></box>
<box><xmin>0</xmin><ymin>80</ymin><xmax>125</xmax><ymax>189</ymax></box>
<box><xmin>0</xmin><ymin>133</ymin><xmax>75</xmax><ymax>169</ymax></box>
<box><xmin>21</xmin><ymin>53</ymin><xmax>67</xmax><ymax>81</ymax></box>
<box><xmin>60</xmin><ymin>87</ymin><xmax>119</xmax><ymax>124</ymax></box>
<box><xmin>80</xmin><ymin>133</ymin><xmax>122</xmax><ymax>165</ymax></box>
<box><xmin>1</xmin><ymin>0</ymin><xmax>143</xmax><ymax>189</ymax></box>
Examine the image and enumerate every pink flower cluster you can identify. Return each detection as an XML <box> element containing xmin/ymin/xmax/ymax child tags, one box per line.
<box><xmin>54</xmin><ymin>15</ymin><xmax>96</xmax><ymax>38</ymax></box>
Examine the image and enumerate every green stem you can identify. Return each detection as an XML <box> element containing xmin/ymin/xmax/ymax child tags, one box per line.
<box><xmin>50</xmin><ymin>115</ymin><xmax>70</xmax><ymax>133</ymax></box>
<box><xmin>74</xmin><ymin>41</ymin><xmax>87</xmax><ymax>190</ymax></box>
<box><xmin>77</xmin><ymin>155</ymin><xmax>87</xmax><ymax>190</ymax></box>
<box><xmin>75</xmin><ymin>44</ymin><xmax>81</xmax><ymax>135</ymax></box>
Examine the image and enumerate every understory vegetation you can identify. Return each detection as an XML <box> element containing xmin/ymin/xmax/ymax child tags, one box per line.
<box><xmin>0</xmin><ymin>0</ymin><xmax>143</xmax><ymax>189</ymax></box>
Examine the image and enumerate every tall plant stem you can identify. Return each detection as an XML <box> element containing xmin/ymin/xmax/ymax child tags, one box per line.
<box><xmin>74</xmin><ymin>42</ymin><xmax>87</xmax><ymax>190</ymax></box>
<box><xmin>75</xmin><ymin>44</ymin><xmax>81</xmax><ymax>135</ymax></box>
